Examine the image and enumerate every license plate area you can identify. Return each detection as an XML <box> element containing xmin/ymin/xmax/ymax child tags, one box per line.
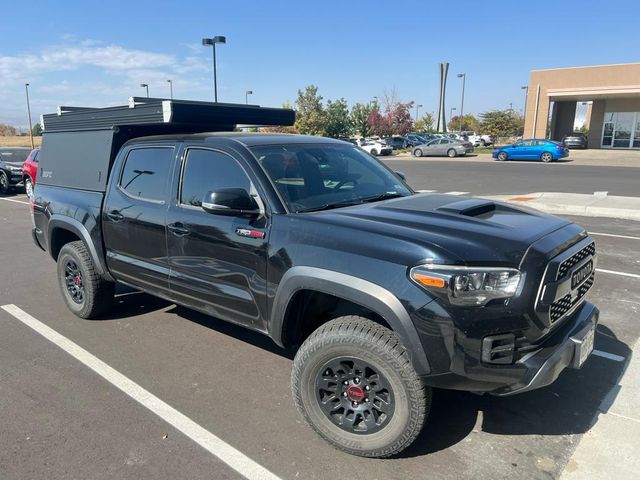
<box><xmin>570</xmin><ymin>324</ymin><xmax>595</xmax><ymax>369</ymax></box>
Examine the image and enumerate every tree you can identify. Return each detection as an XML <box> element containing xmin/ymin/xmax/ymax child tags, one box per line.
<box><xmin>32</xmin><ymin>123</ymin><xmax>43</xmax><ymax>136</ymax></box>
<box><xmin>350</xmin><ymin>102</ymin><xmax>373</xmax><ymax>138</ymax></box>
<box><xmin>367</xmin><ymin>92</ymin><xmax>414</xmax><ymax>136</ymax></box>
<box><xmin>447</xmin><ymin>114</ymin><xmax>479</xmax><ymax>133</ymax></box>
<box><xmin>0</xmin><ymin>124</ymin><xmax>17</xmax><ymax>136</ymax></box>
<box><xmin>294</xmin><ymin>85</ymin><xmax>326</xmax><ymax>136</ymax></box>
<box><xmin>324</xmin><ymin>98</ymin><xmax>352</xmax><ymax>138</ymax></box>
<box><xmin>414</xmin><ymin>113</ymin><xmax>435</xmax><ymax>133</ymax></box>
<box><xmin>479</xmin><ymin>110</ymin><xmax>522</xmax><ymax>140</ymax></box>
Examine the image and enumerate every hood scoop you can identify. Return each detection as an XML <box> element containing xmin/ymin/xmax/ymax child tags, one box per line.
<box><xmin>436</xmin><ymin>199</ymin><xmax>498</xmax><ymax>217</ymax></box>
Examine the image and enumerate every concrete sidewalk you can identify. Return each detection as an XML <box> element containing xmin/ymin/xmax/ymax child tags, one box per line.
<box><xmin>561</xmin><ymin>338</ymin><xmax>640</xmax><ymax>480</ymax></box>
<box><xmin>390</xmin><ymin>148</ymin><xmax>640</xmax><ymax>168</ymax></box>
<box><xmin>484</xmin><ymin>192</ymin><xmax>640</xmax><ymax>221</ymax></box>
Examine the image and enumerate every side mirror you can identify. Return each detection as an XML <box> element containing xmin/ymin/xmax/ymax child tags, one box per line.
<box><xmin>202</xmin><ymin>188</ymin><xmax>261</xmax><ymax>216</ymax></box>
<box><xmin>395</xmin><ymin>171</ymin><xmax>407</xmax><ymax>181</ymax></box>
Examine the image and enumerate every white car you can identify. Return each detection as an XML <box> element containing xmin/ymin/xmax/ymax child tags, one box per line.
<box><xmin>464</xmin><ymin>132</ymin><xmax>492</xmax><ymax>146</ymax></box>
<box><xmin>360</xmin><ymin>141</ymin><xmax>392</xmax><ymax>156</ymax></box>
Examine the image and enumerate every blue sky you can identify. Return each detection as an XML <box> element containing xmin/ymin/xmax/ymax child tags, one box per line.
<box><xmin>2</xmin><ymin>0</ymin><xmax>639</xmax><ymax>128</ymax></box>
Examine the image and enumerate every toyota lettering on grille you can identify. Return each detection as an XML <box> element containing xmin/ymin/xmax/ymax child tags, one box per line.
<box><xmin>571</xmin><ymin>260</ymin><xmax>593</xmax><ymax>290</ymax></box>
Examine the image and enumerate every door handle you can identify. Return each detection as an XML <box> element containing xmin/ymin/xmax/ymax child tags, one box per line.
<box><xmin>167</xmin><ymin>223</ymin><xmax>190</xmax><ymax>236</ymax></box>
<box><xmin>106</xmin><ymin>210</ymin><xmax>124</xmax><ymax>222</ymax></box>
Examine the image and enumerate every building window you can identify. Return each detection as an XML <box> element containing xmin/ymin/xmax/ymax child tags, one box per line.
<box><xmin>602</xmin><ymin>112</ymin><xmax>640</xmax><ymax>149</ymax></box>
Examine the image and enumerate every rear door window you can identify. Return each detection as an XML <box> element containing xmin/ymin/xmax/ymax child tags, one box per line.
<box><xmin>119</xmin><ymin>147</ymin><xmax>174</xmax><ymax>202</ymax></box>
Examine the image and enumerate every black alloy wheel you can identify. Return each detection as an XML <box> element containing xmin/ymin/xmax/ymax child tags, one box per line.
<box><xmin>64</xmin><ymin>259</ymin><xmax>85</xmax><ymax>304</ymax></box>
<box><xmin>315</xmin><ymin>357</ymin><xmax>394</xmax><ymax>435</ymax></box>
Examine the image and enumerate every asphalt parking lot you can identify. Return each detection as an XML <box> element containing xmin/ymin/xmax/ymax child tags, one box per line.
<box><xmin>1</xmin><ymin>190</ymin><xmax>639</xmax><ymax>480</ymax></box>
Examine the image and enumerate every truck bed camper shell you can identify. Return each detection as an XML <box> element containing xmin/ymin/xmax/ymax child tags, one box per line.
<box><xmin>38</xmin><ymin>97</ymin><xmax>295</xmax><ymax>192</ymax></box>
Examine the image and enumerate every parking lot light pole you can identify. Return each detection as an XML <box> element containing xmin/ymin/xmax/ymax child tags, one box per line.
<box><xmin>245</xmin><ymin>90</ymin><xmax>253</xmax><ymax>104</ymax></box>
<box><xmin>415</xmin><ymin>103</ymin><xmax>423</xmax><ymax>121</ymax></box>
<box><xmin>140</xmin><ymin>83</ymin><xmax>149</xmax><ymax>98</ymax></box>
<box><xmin>457</xmin><ymin>73</ymin><xmax>466</xmax><ymax>133</ymax></box>
<box><xmin>167</xmin><ymin>79</ymin><xmax>173</xmax><ymax>99</ymax></box>
<box><xmin>24</xmin><ymin>83</ymin><xmax>34</xmax><ymax>149</ymax></box>
<box><xmin>202</xmin><ymin>36</ymin><xmax>226</xmax><ymax>102</ymax></box>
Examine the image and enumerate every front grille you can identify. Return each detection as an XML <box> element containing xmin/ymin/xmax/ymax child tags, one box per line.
<box><xmin>557</xmin><ymin>242</ymin><xmax>595</xmax><ymax>279</ymax></box>
<box><xmin>549</xmin><ymin>272</ymin><xmax>595</xmax><ymax>323</ymax></box>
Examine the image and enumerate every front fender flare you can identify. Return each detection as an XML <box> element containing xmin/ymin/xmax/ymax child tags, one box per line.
<box><xmin>270</xmin><ymin>266</ymin><xmax>431</xmax><ymax>375</ymax></box>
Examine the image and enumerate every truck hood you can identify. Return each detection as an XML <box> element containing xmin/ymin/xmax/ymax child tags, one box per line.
<box><xmin>309</xmin><ymin>194</ymin><xmax>573</xmax><ymax>266</ymax></box>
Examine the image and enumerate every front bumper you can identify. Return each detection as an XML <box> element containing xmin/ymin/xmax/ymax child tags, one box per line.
<box><xmin>419</xmin><ymin>301</ymin><xmax>599</xmax><ymax>395</ymax></box>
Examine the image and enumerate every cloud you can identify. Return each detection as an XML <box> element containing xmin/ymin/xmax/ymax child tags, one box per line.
<box><xmin>0</xmin><ymin>40</ymin><xmax>215</xmax><ymax>127</ymax></box>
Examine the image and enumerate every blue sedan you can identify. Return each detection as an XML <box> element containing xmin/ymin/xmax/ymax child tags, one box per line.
<box><xmin>492</xmin><ymin>139</ymin><xmax>569</xmax><ymax>162</ymax></box>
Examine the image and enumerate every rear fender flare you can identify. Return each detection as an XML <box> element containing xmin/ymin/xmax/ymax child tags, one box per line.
<box><xmin>270</xmin><ymin>266</ymin><xmax>430</xmax><ymax>375</ymax></box>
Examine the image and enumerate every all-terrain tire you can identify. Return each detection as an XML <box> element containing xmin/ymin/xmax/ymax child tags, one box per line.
<box><xmin>291</xmin><ymin>316</ymin><xmax>431</xmax><ymax>458</ymax></box>
<box><xmin>57</xmin><ymin>241</ymin><xmax>115</xmax><ymax>319</ymax></box>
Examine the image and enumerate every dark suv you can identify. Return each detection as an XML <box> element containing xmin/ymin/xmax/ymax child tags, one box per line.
<box><xmin>32</xmin><ymin>99</ymin><xmax>599</xmax><ymax>458</ymax></box>
<box><xmin>0</xmin><ymin>147</ymin><xmax>31</xmax><ymax>194</ymax></box>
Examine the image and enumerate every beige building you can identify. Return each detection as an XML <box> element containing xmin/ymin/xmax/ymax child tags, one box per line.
<box><xmin>524</xmin><ymin>63</ymin><xmax>640</xmax><ymax>149</ymax></box>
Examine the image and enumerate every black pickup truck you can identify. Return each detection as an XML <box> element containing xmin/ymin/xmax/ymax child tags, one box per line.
<box><xmin>32</xmin><ymin>99</ymin><xmax>598</xmax><ymax>458</ymax></box>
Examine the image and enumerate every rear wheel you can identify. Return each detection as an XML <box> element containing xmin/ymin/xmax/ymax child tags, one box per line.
<box><xmin>0</xmin><ymin>171</ymin><xmax>9</xmax><ymax>194</ymax></box>
<box><xmin>541</xmin><ymin>152</ymin><xmax>553</xmax><ymax>163</ymax></box>
<box><xmin>24</xmin><ymin>177</ymin><xmax>34</xmax><ymax>199</ymax></box>
<box><xmin>447</xmin><ymin>148</ymin><xmax>457</xmax><ymax>158</ymax></box>
<box><xmin>57</xmin><ymin>241</ymin><xmax>115</xmax><ymax>319</ymax></box>
<box><xmin>497</xmin><ymin>151</ymin><xmax>508</xmax><ymax>161</ymax></box>
<box><xmin>292</xmin><ymin>316</ymin><xmax>430</xmax><ymax>458</ymax></box>
<box><xmin>370</xmin><ymin>149</ymin><xmax>378</xmax><ymax>156</ymax></box>
<box><xmin>413</xmin><ymin>148</ymin><xmax>423</xmax><ymax>157</ymax></box>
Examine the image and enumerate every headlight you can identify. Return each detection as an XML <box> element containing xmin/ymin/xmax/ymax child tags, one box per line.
<box><xmin>410</xmin><ymin>265</ymin><xmax>521</xmax><ymax>306</ymax></box>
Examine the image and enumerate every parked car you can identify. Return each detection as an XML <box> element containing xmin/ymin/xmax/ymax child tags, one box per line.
<box><xmin>360</xmin><ymin>140</ymin><xmax>392</xmax><ymax>156</ymax></box>
<box><xmin>0</xmin><ymin>147</ymin><xmax>31</xmax><ymax>194</ymax></box>
<box><xmin>33</xmin><ymin>98</ymin><xmax>598</xmax><ymax>458</ymax></box>
<box><xmin>464</xmin><ymin>132</ymin><xmax>493</xmax><ymax>146</ymax></box>
<box><xmin>383</xmin><ymin>136</ymin><xmax>409</xmax><ymax>150</ymax></box>
<box><xmin>493</xmin><ymin>139</ymin><xmax>569</xmax><ymax>162</ymax></box>
<box><xmin>22</xmin><ymin>148</ymin><xmax>40</xmax><ymax>199</ymax></box>
<box><xmin>563</xmin><ymin>132</ymin><xmax>588</xmax><ymax>149</ymax></box>
<box><xmin>412</xmin><ymin>138</ymin><xmax>474</xmax><ymax>157</ymax></box>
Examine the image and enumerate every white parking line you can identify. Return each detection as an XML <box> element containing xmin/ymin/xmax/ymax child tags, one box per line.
<box><xmin>596</xmin><ymin>268</ymin><xmax>640</xmax><ymax>279</ymax></box>
<box><xmin>592</xmin><ymin>349</ymin><xmax>626</xmax><ymax>362</ymax></box>
<box><xmin>0</xmin><ymin>304</ymin><xmax>282</xmax><ymax>480</ymax></box>
<box><xmin>590</xmin><ymin>232</ymin><xmax>640</xmax><ymax>241</ymax></box>
<box><xmin>0</xmin><ymin>197</ymin><xmax>30</xmax><ymax>205</ymax></box>
<box><xmin>443</xmin><ymin>191</ymin><xmax>470</xmax><ymax>196</ymax></box>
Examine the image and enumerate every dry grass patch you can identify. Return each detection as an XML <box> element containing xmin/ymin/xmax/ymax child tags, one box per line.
<box><xmin>0</xmin><ymin>136</ymin><xmax>42</xmax><ymax>148</ymax></box>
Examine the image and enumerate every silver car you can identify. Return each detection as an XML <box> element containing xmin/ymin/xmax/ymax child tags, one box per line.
<box><xmin>412</xmin><ymin>138</ymin><xmax>474</xmax><ymax>158</ymax></box>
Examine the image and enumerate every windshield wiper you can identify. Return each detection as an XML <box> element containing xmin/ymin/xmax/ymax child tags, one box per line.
<box><xmin>358</xmin><ymin>192</ymin><xmax>407</xmax><ymax>203</ymax></box>
<box><xmin>296</xmin><ymin>192</ymin><xmax>406</xmax><ymax>213</ymax></box>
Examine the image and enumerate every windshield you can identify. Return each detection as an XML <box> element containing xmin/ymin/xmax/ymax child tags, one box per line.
<box><xmin>251</xmin><ymin>143</ymin><xmax>412</xmax><ymax>213</ymax></box>
<box><xmin>0</xmin><ymin>149</ymin><xmax>30</xmax><ymax>163</ymax></box>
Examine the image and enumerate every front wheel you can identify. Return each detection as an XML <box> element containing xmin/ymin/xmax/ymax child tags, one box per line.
<box><xmin>541</xmin><ymin>152</ymin><xmax>553</xmax><ymax>163</ymax></box>
<box><xmin>480</xmin><ymin>139</ymin><xmax>487</xmax><ymax>146</ymax></box>
<box><xmin>447</xmin><ymin>148</ymin><xmax>457</xmax><ymax>158</ymax></box>
<box><xmin>370</xmin><ymin>149</ymin><xmax>378</xmax><ymax>156</ymax></box>
<box><xmin>497</xmin><ymin>151</ymin><xmax>508</xmax><ymax>161</ymax></box>
<box><xmin>0</xmin><ymin>171</ymin><xmax>9</xmax><ymax>194</ymax></box>
<box><xmin>292</xmin><ymin>316</ymin><xmax>430</xmax><ymax>458</ymax></box>
<box><xmin>413</xmin><ymin>148</ymin><xmax>423</xmax><ymax>157</ymax></box>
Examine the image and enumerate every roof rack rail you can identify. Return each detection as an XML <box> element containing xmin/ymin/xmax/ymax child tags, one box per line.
<box><xmin>42</xmin><ymin>97</ymin><xmax>295</xmax><ymax>133</ymax></box>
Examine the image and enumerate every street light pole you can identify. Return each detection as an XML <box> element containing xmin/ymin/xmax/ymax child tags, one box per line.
<box><xmin>24</xmin><ymin>83</ymin><xmax>34</xmax><ymax>149</ymax></box>
<box><xmin>245</xmin><ymin>90</ymin><xmax>253</xmax><ymax>104</ymax></box>
<box><xmin>140</xmin><ymin>83</ymin><xmax>149</xmax><ymax>98</ymax></box>
<box><xmin>167</xmin><ymin>79</ymin><xmax>173</xmax><ymax>99</ymax></box>
<box><xmin>457</xmin><ymin>73</ymin><xmax>466</xmax><ymax>133</ymax></box>
<box><xmin>415</xmin><ymin>103</ymin><xmax>423</xmax><ymax>121</ymax></box>
<box><xmin>202</xmin><ymin>36</ymin><xmax>227</xmax><ymax>102</ymax></box>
